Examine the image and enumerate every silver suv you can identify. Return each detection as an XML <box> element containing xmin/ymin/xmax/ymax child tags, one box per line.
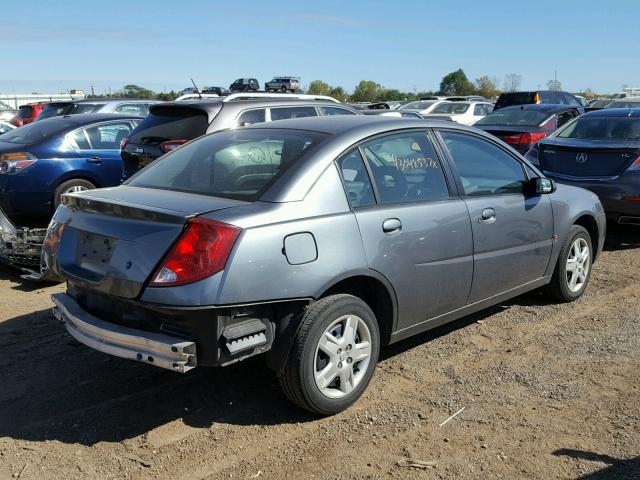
<box><xmin>265</xmin><ymin>77</ymin><xmax>301</xmax><ymax>93</ymax></box>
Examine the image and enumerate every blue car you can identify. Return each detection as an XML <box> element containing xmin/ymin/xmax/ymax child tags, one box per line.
<box><xmin>0</xmin><ymin>114</ymin><xmax>142</xmax><ymax>267</ymax></box>
<box><xmin>0</xmin><ymin>113</ymin><xmax>142</xmax><ymax>226</ymax></box>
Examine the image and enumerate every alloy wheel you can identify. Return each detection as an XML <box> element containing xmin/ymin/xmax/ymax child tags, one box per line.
<box><xmin>566</xmin><ymin>237</ymin><xmax>590</xmax><ymax>293</ymax></box>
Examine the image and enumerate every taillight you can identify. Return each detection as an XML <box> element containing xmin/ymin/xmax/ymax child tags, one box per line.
<box><xmin>623</xmin><ymin>197</ymin><xmax>640</xmax><ymax>202</ymax></box>
<box><xmin>502</xmin><ymin>132</ymin><xmax>546</xmax><ymax>145</ymax></box>
<box><xmin>627</xmin><ymin>156</ymin><xmax>640</xmax><ymax>172</ymax></box>
<box><xmin>0</xmin><ymin>152</ymin><xmax>37</xmax><ymax>174</ymax></box>
<box><xmin>160</xmin><ymin>140</ymin><xmax>187</xmax><ymax>153</ymax></box>
<box><xmin>150</xmin><ymin>218</ymin><xmax>241</xmax><ymax>287</ymax></box>
<box><xmin>533</xmin><ymin>93</ymin><xmax>540</xmax><ymax>104</ymax></box>
<box><xmin>120</xmin><ymin>137</ymin><xmax>129</xmax><ymax>150</ymax></box>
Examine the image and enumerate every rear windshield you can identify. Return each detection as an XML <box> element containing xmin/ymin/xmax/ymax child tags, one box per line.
<box><xmin>129</xmin><ymin>107</ymin><xmax>210</xmax><ymax>143</ymax></box>
<box><xmin>38</xmin><ymin>103</ymin><xmax>74</xmax><ymax>120</ymax></box>
<box><xmin>432</xmin><ymin>103</ymin><xmax>470</xmax><ymax>114</ymax></box>
<box><xmin>589</xmin><ymin>100</ymin><xmax>612</xmax><ymax>109</ymax></box>
<box><xmin>476</xmin><ymin>109</ymin><xmax>551</xmax><ymax>126</ymax></box>
<box><xmin>556</xmin><ymin>117</ymin><xmax>640</xmax><ymax>141</ymax></box>
<box><xmin>127</xmin><ymin>129</ymin><xmax>329</xmax><ymax>200</ymax></box>
<box><xmin>495</xmin><ymin>92</ymin><xmax>535</xmax><ymax>109</ymax></box>
<box><xmin>18</xmin><ymin>105</ymin><xmax>33</xmax><ymax>117</ymax></box>
<box><xmin>0</xmin><ymin>118</ymin><xmax>71</xmax><ymax>144</ymax></box>
<box><xmin>607</xmin><ymin>101</ymin><xmax>640</xmax><ymax>109</ymax></box>
<box><xmin>70</xmin><ymin>103</ymin><xmax>105</xmax><ymax>114</ymax></box>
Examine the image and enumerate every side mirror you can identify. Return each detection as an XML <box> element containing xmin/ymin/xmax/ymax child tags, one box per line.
<box><xmin>534</xmin><ymin>177</ymin><xmax>556</xmax><ymax>194</ymax></box>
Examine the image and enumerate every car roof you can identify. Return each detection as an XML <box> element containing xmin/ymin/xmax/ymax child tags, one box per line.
<box><xmin>34</xmin><ymin>113</ymin><xmax>144</xmax><ymax>126</ymax></box>
<box><xmin>494</xmin><ymin>104</ymin><xmax>574</xmax><ymax>113</ymax></box>
<box><xmin>242</xmin><ymin>115</ymin><xmax>475</xmax><ymax>135</ymax></box>
<box><xmin>583</xmin><ymin>108</ymin><xmax>640</xmax><ymax>118</ymax></box>
<box><xmin>152</xmin><ymin>98</ymin><xmax>347</xmax><ymax>114</ymax></box>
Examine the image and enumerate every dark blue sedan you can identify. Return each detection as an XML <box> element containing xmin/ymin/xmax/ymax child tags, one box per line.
<box><xmin>0</xmin><ymin>114</ymin><xmax>142</xmax><ymax>228</ymax></box>
<box><xmin>525</xmin><ymin>108</ymin><xmax>640</xmax><ymax>225</ymax></box>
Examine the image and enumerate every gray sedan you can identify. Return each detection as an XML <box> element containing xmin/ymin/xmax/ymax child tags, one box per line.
<box><xmin>44</xmin><ymin>116</ymin><xmax>606</xmax><ymax>415</ymax></box>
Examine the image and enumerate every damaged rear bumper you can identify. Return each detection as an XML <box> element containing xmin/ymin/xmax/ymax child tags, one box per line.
<box><xmin>51</xmin><ymin>292</ymin><xmax>198</xmax><ymax>372</ymax></box>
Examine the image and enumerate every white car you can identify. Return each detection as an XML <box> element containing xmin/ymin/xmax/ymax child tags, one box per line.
<box><xmin>398</xmin><ymin>100</ymin><xmax>444</xmax><ymax>116</ymax></box>
<box><xmin>0</xmin><ymin>120</ymin><xmax>16</xmax><ymax>134</ymax></box>
<box><xmin>424</xmin><ymin>101</ymin><xmax>493</xmax><ymax>126</ymax></box>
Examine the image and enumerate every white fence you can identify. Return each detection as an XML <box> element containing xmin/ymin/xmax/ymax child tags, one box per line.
<box><xmin>0</xmin><ymin>93</ymin><xmax>86</xmax><ymax>109</ymax></box>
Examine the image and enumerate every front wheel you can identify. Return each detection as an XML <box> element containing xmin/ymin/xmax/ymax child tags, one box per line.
<box><xmin>544</xmin><ymin>225</ymin><xmax>592</xmax><ymax>302</ymax></box>
<box><xmin>279</xmin><ymin>294</ymin><xmax>380</xmax><ymax>415</ymax></box>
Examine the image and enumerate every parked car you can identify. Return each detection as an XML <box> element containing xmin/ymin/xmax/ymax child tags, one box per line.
<box><xmin>525</xmin><ymin>108</ymin><xmax>640</xmax><ymax>225</ymax></box>
<box><xmin>0</xmin><ymin>121</ymin><xmax>15</xmax><ymax>135</ymax></box>
<box><xmin>229</xmin><ymin>78</ymin><xmax>260</xmax><ymax>92</ymax></box>
<box><xmin>585</xmin><ymin>99</ymin><xmax>614</xmax><ymax>111</ymax></box>
<box><xmin>45</xmin><ymin>116</ymin><xmax>605</xmax><ymax>415</ymax></box>
<box><xmin>0</xmin><ymin>114</ymin><xmax>142</xmax><ymax>267</ymax></box>
<box><xmin>264</xmin><ymin>77</ymin><xmax>301</xmax><ymax>93</ymax></box>
<box><xmin>494</xmin><ymin>91</ymin><xmax>583</xmax><ymax>110</ymax></box>
<box><xmin>604</xmin><ymin>98</ymin><xmax>640</xmax><ymax>109</ymax></box>
<box><xmin>37</xmin><ymin>99</ymin><xmax>160</xmax><ymax>121</ymax></box>
<box><xmin>14</xmin><ymin>102</ymin><xmax>47</xmax><ymax>126</ymax></box>
<box><xmin>0</xmin><ymin>101</ymin><xmax>18</xmax><ymax>123</ymax></box>
<box><xmin>121</xmin><ymin>94</ymin><xmax>357</xmax><ymax>177</ymax></box>
<box><xmin>422</xmin><ymin>101</ymin><xmax>493</xmax><ymax>125</ymax></box>
<box><xmin>398</xmin><ymin>100</ymin><xmax>444</xmax><ymax>116</ymax></box>
<box><xmin>475</xmin><ymin>104</ymin><xmax>581</xmax><ymax>154</ymax></box>
<box><xmin>575</xmin><ymin>95</ymin><xmax>589</xmax><ymax>107</ymax></box>
<box><xmin>201</xmin><ymin>86</ymin><xmax>230</xmax><ymax>96</ymax></box>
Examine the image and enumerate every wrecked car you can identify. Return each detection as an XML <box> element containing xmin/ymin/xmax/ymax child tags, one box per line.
<box><xmin>45</xmin><ymin>116</ymin><xmax>605</xmax><ymax>414</ymax></box>
<box><xmin>0</xmin><ymin>114</ymin><xmax>142</xmax><ymax>272</ymax></box>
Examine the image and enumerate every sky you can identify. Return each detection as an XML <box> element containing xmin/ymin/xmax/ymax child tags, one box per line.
<box><xmin>2</xmin><ymin>0</ymin><xmax>638</xmax><ymax>95</ymax></box>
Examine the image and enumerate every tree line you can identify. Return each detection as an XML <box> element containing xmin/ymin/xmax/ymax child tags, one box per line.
<box><xmin>88</xmin><ymin>69</ymin><xmax>601</xmax><ymax>103</ymax></box>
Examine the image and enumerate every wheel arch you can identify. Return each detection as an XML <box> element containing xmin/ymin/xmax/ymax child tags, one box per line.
<box><xmin>572</xmin><ymin>213</ymin><xmax>600</xmax><ymax>262</ymax></box>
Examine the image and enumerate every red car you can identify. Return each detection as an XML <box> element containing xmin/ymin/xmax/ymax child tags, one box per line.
<box><xmin>12</xmin><ymin>102</ymin><xmax>47</xmax><ymax>126</ymax></box>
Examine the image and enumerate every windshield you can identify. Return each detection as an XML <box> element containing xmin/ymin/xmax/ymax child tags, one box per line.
<box><xmin>556</xmin><ymin>117</ymin><xmax>640</xmax><ymax>141</ymax></box>
<box><xmin>590</xmin><ymin>100</ymin><xmax>612</xmax><ymax>109</ymax></box>
<box><xmin>70</xmin><ymin>103</ymin><xmax>105</xmax><ymax>114</ymax></box>
<box><xmin>476</xmin><ymin>109</ymin><xmax>551</xmax><ymax>126</ymax></box>
<box><xmin>0</xmin><ymin>118</ymin><xmax>72</xmax><ymax>144</ymax></box>
<box><xmin>432</xmin><ymin>103</ymin><xmax>470</xmax><ymax>114</ymax></box>
<box><xmin>607</xmin><ymin>101</ymin><xmax>640</xmax><ymax>109</ymax></box>
<box><xmin>495</xmin><ymin>92</ymin><xmax>536</xmax><ymax>109</ymax></box>
<box><xmin>400</xmin><ymin>101</ymin><xmax>436</xmax><ymax>110</ymax></box>
<box><xmin>128</xmin><ymin>129</ymin><xmax>329</xmax><ymax>200</ymax></box>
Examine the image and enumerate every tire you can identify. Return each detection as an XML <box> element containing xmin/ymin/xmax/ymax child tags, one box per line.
<box><xmin>280</xmin><ymin>86</ymin><xmax>287</xmax><ymax>93</ymax></box>
<box><xmin>54</xmin><ymin>178</ymin><xmax>96</xmax><ymax>208</ymax></box>
<box><xmin>544</xmin><ymin>225</ymin><xmax>593</xmax><ymax>302</ymax></box>
<box><xmin>279</xmin><ymin>294</ymin><xmax>380</xmax><ymax>415</ymax></box>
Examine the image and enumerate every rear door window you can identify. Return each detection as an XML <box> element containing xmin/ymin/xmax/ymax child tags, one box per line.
<box><xmin>319</xmin><ymin>106</ymin><xmax>357</xmax><ymax>116</ymax></box>
<box><xmin>270</xmin><ymin>106</ymin><xmax>317</xmax><ymax>121</ymax></box>
<box><xmin>440</xmin><ymin>131</ymin><xmax>526</xmax><ymax>196</ymax></box>
<box><xmin>360</xmin><ymin>132</ymin><xmax>450</xmax><ymax>205</ymax></box>
<box><xmin>71</xmin><ymin>122</ymin><xmax>135</xmax><ymax>150</ymax></box>
<box><xmin>129</xmin><ymin>107</ymin><xmax>209</xmax><ymax>143</ymax></box>
<box><xmin>338</xmin><ymin>150</ymin><xmax>376</xmax><ymax>208</ymax></box>
<box><xmin>237</xmin><ymin>109</ymin><xmax>266</xmax><ymax>126</ymax></box>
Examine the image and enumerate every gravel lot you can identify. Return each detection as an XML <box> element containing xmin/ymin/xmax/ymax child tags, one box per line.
<box><xmin>0</xmin><ymin>224</ymin><xmax>638</xmax><ymax>480</ymax></box>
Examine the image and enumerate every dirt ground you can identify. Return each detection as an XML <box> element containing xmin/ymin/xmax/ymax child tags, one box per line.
<box><xmin>0</xmin><ymin>224</ymin><xmax>638</xmax><ymax>480</ymax></box>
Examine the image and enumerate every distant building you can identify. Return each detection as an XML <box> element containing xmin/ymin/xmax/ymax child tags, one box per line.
<box><xmin>0</xmin><ymin>91</ymin><xmax>86</xmax><ymax>109</ymax></box>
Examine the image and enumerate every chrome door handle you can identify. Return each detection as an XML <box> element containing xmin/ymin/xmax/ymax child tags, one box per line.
<box><xmin>479</xmin><ymin>208</ymin><xmax>496</xmax><ymax>223</ymax></box>
<box><xmin>87</xmin><ymin>157</ymin><xmax>102</xmax><ymax>164</ymax></box>
<box><xmin>382</xmin><ymin>218</ymin><xmax>402</xmax><ymax>234</ymax></box>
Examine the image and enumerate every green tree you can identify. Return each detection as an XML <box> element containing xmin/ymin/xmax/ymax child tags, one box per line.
<box><xmin>121</xmin><ymin>84</ymin><xmax>155</xmax><ymax>99</ymax></box>
<box><xmin>475</xmin><ymin>76</ymin><xmax>499</xmax><ymax>99</ymax></box>
<box><xmin>547</xmin><ymin>79</ymin><xmax>562</xmax><ymax>91</ymax></box>
<box><xmin>329</xmin><ymin>86</ymin><xmax>348</xmax><ymax>102</ymax></box>
<box><xmin>351</xmin><ymin>80</ymin><xmax>385</xmax><ymax>102</ymax></box>
<box><xmin>439</xmin><ymin>69</ymin><xmax>475</xmax><ymax>96</ymax></box>
<box><xmin>307</xmin><ymin>80</ymin><xmax>333</xmax><ymax>96</ymax></box>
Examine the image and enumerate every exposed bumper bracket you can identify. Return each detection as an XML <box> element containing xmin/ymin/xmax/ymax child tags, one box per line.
<box><xmin>51</xmin><ymin>293</ymin><xmax>197</xmax><ymax>372</ymax></box>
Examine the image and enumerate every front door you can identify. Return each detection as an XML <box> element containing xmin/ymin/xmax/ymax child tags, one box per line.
<box><xmin>438</xmin><ymin>130</ymin><xmax>554</xmax><ymax>303</ymax></box>
<box><xmin>337</xmin><ymin>131</ymin><xmax>474</xmax><ymax>331</ymax></box>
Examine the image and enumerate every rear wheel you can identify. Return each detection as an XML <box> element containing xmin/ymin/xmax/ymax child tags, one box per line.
<box><xmin>280</xmin><ymin>86</ymin><xmax>287</xmax><ymax>93</ymax></box>
<box><xmin>54</xmin><ymin>179</ymin><xmax>96</xmax><ymax>208</ymax></box>
<box><xmin>279</xmin><ymin>294</ymin><xmax>380</xmax><ymax>415</ymax></box>
<box><xmin>544</xmin><ymin>225</ymin><xmax>592</xmax><ymax>302</ymax></box>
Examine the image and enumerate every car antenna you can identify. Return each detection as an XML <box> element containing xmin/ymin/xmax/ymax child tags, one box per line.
<box><xmin>191</xmin><ymin>78</ymin><xmax>202</xmax><ymax>99</ymax></box>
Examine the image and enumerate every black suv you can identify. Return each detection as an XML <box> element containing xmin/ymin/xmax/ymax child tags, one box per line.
<box><xmin>229</xmin><ymin>78</ymin><xmax>260</xmax><ymax>92</ymax></box>
<box><xmin>495</xmin><ymin>90</ymin><xmax>583</xmax><ymax>111</ymax></box>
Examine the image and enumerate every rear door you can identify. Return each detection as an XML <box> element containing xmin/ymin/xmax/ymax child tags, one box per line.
<box><xmin>338</xmin><ymin>130</ymin><xmax>474</xmax><ymax>330</ymax></box>
<box><xmin>437</xmin><ymin>130</ymin><xmax>554</xmax><ymax>303</ymax></box>
<box><xmin>69</xmin><ymin>120</ymin><xmax>139</xmax><ymax>186</ymax></box>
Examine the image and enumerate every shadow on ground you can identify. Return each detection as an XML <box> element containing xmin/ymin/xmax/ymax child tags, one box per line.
<box><xmin>604</xmin><ymin>224</ymin><xmax>640</xmax><ymax>251</ymax></box>
<box><xmin>553</xmin><ymin>449</ymin><xmax>639</xmax><ymax>480</ymax></box>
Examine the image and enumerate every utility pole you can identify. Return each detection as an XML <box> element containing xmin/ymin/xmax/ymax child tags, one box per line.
<box><xmin>91</xmin><ymin>85</ymin><xmax>95</xmax><ymax>97</ymax></box>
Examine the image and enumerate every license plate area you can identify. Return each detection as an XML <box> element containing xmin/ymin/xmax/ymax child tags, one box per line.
<box><xmin>77</xmin><ymin>231</ymin><xmax>117</xmax><ymax>267</ymax></box>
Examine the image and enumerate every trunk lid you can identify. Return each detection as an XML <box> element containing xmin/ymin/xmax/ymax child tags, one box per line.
<box><xmin>46</xmin><ymin>186</ymin><xmax>247</xmax><ymax>299</ymax></box>
<box><xmin>538</xmin><ymin>139</ymin><xmax>639</xmax><ymax>178</ymax></box>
